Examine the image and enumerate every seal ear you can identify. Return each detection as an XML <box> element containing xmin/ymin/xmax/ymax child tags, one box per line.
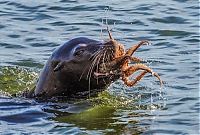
<box><xmin>53</xmin><ymin>61</ymin><xmax>64</xmax><ymax>72</ymax></box>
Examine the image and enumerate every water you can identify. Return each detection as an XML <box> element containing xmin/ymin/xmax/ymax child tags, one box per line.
<box><xmin>0</xmin><ymin>0</ymin><xmax>199</xmax><ymax>134</ymax></box>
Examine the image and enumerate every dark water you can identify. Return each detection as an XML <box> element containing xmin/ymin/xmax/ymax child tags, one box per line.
<box><xmin>0</xmin><ymin>0</ymin><xmax>199</xmax><ymax>134</ymax></box>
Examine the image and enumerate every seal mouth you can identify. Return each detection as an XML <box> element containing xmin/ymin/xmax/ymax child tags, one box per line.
<box><xmin>89</xmin><ymin>40</ymin><xmax>126</xmax><ymax>79</ymax></box>
<box><xmin>93</xmin><ymin>55</ymin><xmax>130</xmax><ymax>79</ymax></box>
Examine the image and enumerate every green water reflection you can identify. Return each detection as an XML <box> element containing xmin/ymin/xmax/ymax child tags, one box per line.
<box><xmin>0</xmin><ymin>66</ymin><xmax>38</xmax><ymax>95</ymax></box>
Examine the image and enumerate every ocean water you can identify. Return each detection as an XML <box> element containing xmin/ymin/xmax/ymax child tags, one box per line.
<box><xmin>0</xmin><ymin>0</ymin><xmax>199</xmax><ymax>134</ymax></box>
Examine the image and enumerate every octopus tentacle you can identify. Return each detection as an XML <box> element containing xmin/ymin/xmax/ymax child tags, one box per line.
<box><xmin>123</xmin><ymin>63</ymin><xmax>153</xmax><ymax>76</ymax></box>
<box><xmin>107</xmin><ymin>26</ymin><xmax>114</xmax><ymax>40</ymax></box>
<box><xmin>122</xmin><ymin>63</ymin><xmax>163</xmax><ymax>86</ymax></box>
<box><xmin>151</xmin><ymin>72</ymin><xmax>163</xmax><ymax>87</ymax></box>
<box><xmin>129</xmin><ymin>56</ymin><xmax>143</xmax><ymax>63</ymax></box>
<box><xmin>103</xmin><ymin>55</ymin><xmax>130</xmax><ymax>69</ymax></box>
<box><xmin>125</xmin><ymin>40</ymin><xmax>150</xmax><ymax>56</ymax></box>
<box><xmin>122</xmin><ymin>71</ymin><xmax>147</xmax><ymax>87</ymax></box>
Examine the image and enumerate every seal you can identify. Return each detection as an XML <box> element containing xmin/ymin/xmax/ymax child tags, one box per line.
<box><xmin>27</xmin><ymin>36</ymin><xmax>125</xmax><ymax>98</ymax></box>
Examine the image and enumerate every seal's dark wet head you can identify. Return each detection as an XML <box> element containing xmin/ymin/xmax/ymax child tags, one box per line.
<box><xmin>52</xmin><ymin>34</ymin><xmax>126</xmax><ymax>85</ymax></box>
<box><xmin>33</xmin><ymin>36</ymin><xmax>127</xmax><ymax>98</ymax></box>
<box><xmin>51</xmin><ymin>38</ymin><xmax>101</xmax><ymax>72</ymax></box>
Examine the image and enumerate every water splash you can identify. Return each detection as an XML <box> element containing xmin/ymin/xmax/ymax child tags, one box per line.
<box><xmin>100</xmin><ymin>6</ymin><xmax>117</xmax><ymax>41</ymax></box>
<box><xmin>0</xmin><ymin>66</ymin><xmax>38</xmax><ymax>95</ymax></box>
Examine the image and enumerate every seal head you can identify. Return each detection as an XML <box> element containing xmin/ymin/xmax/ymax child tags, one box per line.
<box><xmin>30</xmin><ymin>36</ymin><xmax>125</xmax><ymax>98</ymax></box>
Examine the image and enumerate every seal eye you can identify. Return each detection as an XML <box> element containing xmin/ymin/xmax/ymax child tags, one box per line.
<box><xmin>74</xmin><ymin>50</ymin><xmax>84</xmax><ymax>56</ymax></box>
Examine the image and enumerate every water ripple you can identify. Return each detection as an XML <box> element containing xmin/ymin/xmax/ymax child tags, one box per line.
<box><xmin>0</xmin><ymin>42</ymin><xmax>26</xmax><ymax>49</ymax></box>
<box><xmin>152</xmin><ymin>30</ymin><xmax>193</xmax><ymax>37</ymax></box>
<box><xmin>0</xmin><ymin>0</ymin><xmax>199</xmax><ymax>134</ymax></box>
<box><xmin>150</xmin><ymin>16</ymin><xmax>188</xmax><ymax>24</ymax></box>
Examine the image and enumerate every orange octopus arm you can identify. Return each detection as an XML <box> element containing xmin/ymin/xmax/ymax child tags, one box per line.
<box><xmin>125</xmin><ymin>40</ymin><xmax>150</xmax><ymax>56</ymax></box>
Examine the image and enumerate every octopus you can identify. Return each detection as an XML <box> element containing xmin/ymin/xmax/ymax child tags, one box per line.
<box><xmin>94</xmin><ymin>27</ymin><xmax>163</xmax><ymax>87</ymax></box>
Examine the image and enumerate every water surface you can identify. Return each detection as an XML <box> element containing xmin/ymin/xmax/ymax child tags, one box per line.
<box><xmin>0</xmin><ymin>0</ymin><xmax>199</xmax><ymax>134</ymax></box>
